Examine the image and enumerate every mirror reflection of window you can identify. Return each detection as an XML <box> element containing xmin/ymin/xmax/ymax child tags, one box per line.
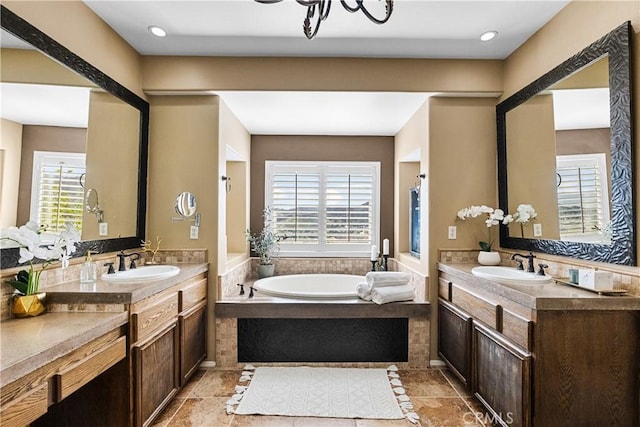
<box><xmin>30</xmin><ymin>151</ymin><xmax>86</xmax><ymax>238</ymax></box>
<box><xmin>556</xmin><ymin>153</ymin><xmax>610</xmax><ymax>243</ymax></box>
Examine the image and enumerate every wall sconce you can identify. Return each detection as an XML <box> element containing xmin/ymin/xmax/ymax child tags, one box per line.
<box><xmin>222</xmin><ymin>175</ymin><xmax>231</xmax><ymax>193</ymax></box>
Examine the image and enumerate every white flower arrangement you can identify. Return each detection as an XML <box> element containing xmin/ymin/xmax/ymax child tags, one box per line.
<box><xmin>456</xmin><ymin>205</ymin><xmax>511</xmax><ymax>252</ymax></box>
<box><xmin>504</xmin><ymin>204</ymin><xmax>538</xmax><ymax>237</ymax></box>
<box><xmin>1</xmin><ymin>221</ymin><xmax>80</xmax><ymax>295</ymax></box>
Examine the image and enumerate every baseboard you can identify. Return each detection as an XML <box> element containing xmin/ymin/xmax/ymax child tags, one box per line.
<box><xmin>199</xmin><ymin>361</ymin><xmax>217</xmax><ymax>369</ymax></box>
<box><xmin>430</xmin><ymin>359</ymin><xmax>446</xmax><ymax>368</ymax></box>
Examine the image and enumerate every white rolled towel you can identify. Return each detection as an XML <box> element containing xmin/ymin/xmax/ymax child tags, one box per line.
<box><xmin>356</xmin><ymin>281</ymin><xmax>373</xmax><ymax>301</ymax></box>
<box><xmin>370</xmin><ymin>284</ymin><xmax>415</xmax><ymax>305</ymax></box>
<box><xmin>365</xmin><ymin>271</ymin><xmax>411</xmax><ymax>287</ymax></box>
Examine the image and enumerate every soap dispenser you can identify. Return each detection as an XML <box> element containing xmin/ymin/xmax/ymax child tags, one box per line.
<box><xmin>80</xmin><ymin>251</ymin><xmax>98</xmax><ymax>283</ymax></box>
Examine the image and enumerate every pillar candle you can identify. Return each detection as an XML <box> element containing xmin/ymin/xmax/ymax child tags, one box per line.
<box><xmin>382</xmin><ymin>238</ymin><xmax>389</xmax><ymax>255</ymax></box>
<box><xmin>370</xmin><ymin>245</ymin><xmax>377</xmax><ymax>261</ymax></box>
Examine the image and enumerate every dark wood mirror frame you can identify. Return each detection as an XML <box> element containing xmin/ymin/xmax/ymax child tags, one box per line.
<box><xmin>496</xmin><ymin>21</ymin><xmax>635</xmax><ymax>265</ymax></box>
<box><xmin>0</xmin><ymin>5</ymin><xmax>149</xmax><ymax>269</ymax></box>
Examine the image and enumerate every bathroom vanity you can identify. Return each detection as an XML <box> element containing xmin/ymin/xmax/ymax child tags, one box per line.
<box><xmin>0</xmin><ymin>263</ymin><xmax>208</xmax><ymax>427</ymax></box>
<box><xmin>438</xmin><ymin>263</ymin><xmax>640</xmax><ymax>427</ymax></box>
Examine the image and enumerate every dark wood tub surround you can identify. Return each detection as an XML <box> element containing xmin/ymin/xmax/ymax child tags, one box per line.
<box><xmin>438</xmin><ymin>263</ymin><xmax>640</xmax><ymax>427</ymax></box>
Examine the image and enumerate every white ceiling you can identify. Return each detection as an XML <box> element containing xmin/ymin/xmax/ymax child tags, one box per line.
<box><xmin>83</xmin><ymin>0</ymin><xmax>569</xmax><ymax>59</ymax></box>
<box><xmin>2</xmin><ymin>1</ymin><xmax>572</xmax><ymax>135</ymax></box>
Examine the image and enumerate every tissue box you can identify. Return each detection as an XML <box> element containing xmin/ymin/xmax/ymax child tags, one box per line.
<box><xmin>578</xmin><ymin>269</ymin><xmax>613</xmax><ymax>290</ymax></box>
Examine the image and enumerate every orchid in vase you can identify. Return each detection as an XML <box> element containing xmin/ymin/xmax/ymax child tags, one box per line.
<box><xmin>1</xmin><ymin>221</ymin><xmax>79</xmax><ymax>296</ymax></box>
<box><xmin>456</xmin><ymin>205</ymin><xmax>511</xmax><ymax>252</ymax></box>
<box><xmin>504</xmin><ymin>204</ymin><xmax>538</xmax><ymax>238</ymax></box>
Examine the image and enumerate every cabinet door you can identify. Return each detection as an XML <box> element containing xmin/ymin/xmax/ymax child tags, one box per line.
<box><xmin>179</xmin><ymin>301</ymin><xmax>207</xmax><ymax>386</ymax></box>
<box><xmin>472</xmin><ymin>321</ymin><xmax>531</xmax><ymax>427</ymax></box>
<box><xmin>438</xmin><ymin>299</ymin><xmax>473</xmax><ymax>387</ymax></box>
<box><xmin>133</xmin><ymin>321</ymin><xmax>179</xmax><ymax>427</ymax></box>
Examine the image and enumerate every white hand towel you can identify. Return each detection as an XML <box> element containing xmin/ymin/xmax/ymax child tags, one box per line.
<box><xmin>365</xmin><ymin>271</ymin><xmax>411</xmax><ymax>287</ymax></box>
<box><xmin>370</xmin><ymin>284</ymin><xmax>415</xmax><ymax>305</ymax></box>
<box><xmin>356</xmin><ymin>281</ymin><xmax>373</xmax><ymax>301</ymax></box>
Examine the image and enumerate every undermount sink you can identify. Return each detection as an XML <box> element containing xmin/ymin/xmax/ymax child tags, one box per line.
<box><xmin>471</xmin><ymin>266</ymin><xmax>553</xmax><ymax>285</ymax></box>
<box><xmin>101</xmin><ymin>265</ymin><xmax>181</xmax><ymax>282</ymax></box>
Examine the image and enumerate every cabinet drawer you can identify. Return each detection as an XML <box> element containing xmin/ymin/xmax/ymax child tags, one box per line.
<box><xmin>179</xmin><ymin>276</ymin><xmax>207</xmax><ymax>312</ymax></box>
<box><xmin>502</xmin><ymin>309</ymin><xmax>533</xmax><ymax>350</ymax></box>
<box><xmin>132</xmin><ymin>292</ymin><xmax>179</xmax><ymax>342</ymax></box>
<box><xmin>0</xmin><ymin>382</ymin><xmax>48</xmax><ymax>427</ymax></box>
<box><xmin>451</xmin><ymin>285</ymin><xmax>499</xmax><ymax>329</ymax></box>
<box><xmin>54</xmin><ymin>336</ymin><xmax>127</xmax><ymax>401</ymax></box>
<box><xmin>438</xmin><ymin>278</ymin><xmax>451</xmax><ymax>300</ymax></box>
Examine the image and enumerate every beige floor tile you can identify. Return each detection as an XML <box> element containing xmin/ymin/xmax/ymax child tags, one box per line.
<box><xmin>151</xmin><ymin>397</ymin><xmax>186</xmax><ymax>427</ymax></box>
<box><xmin>230</xmin><ymin>414</ymin><xmax>295</xmax><ymax>427</ymax></box>
<box><xmin>190</xmin><ymin>369</ymin><xmax>245</xmax><ymax>398</ymax></box>
<box><xmin>293</xmin><ymin>416</ymin><xmax>356</xmax><ymax>426</ymax></box>
<box><xmin>412</xmin><ymin>397</ymin><xmax>482</xmax><ymax>427</ymax></box>
<box><xmin>355</xmin><ymin>418</ymin><xmax>413</xmax><ymax>427</ymax></box>
<box><xmin>179</xmin><ymin>369</ymin><xmax>208</xmax><ymax>398</ymax></box>
<box><xmin>439</xmin><ymin>369</ymin><xmax>471</xmax><ymax>397</ymax></box>
<box><xmin>397</xmin><ymin>370</ymin><xmax>459</xmax><ymax>398</ymax></box>
<box><xmin>168</xmin><ymin>397</ymin><xmax>232</xmax><ymax>427</ymax></box>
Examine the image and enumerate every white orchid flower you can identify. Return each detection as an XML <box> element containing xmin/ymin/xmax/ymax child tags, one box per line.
<box><xmin>503</xmin><ymin>214</ymin><xmax>514</xmax><ymax>224</ymax></box>
<box><xmin>18</xmin><ymin>247</ymin><xmax>35</xmax><ymax>263</ymax></box>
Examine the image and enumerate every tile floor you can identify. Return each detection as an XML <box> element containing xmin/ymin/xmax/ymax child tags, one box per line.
<box><xmin>152</xmin><ymin>368</ymin><xmax>490</xmax><ymax>427</ymax></box>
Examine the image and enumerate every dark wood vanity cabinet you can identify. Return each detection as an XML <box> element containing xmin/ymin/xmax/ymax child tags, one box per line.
<box><xmin>129</xmin><ymin>273</ymin><xmax>208</xmax><ymax>427</ymax></box>
<box><xmin>438</xmin><ymin>299</ymin><xmax>472</xmax><ymax>387</ymax></box>
<box><xmin>438</xmin><ymin>264</ymin><xmax>640</xmax><ymax>427</ymax></box>
<box><xmin>179</xmin><ymin>301</ymin><xmax>207</xmax><ymax>385</ymax></box>
<box><xmin>473</xmin><ymin>321</ymin><xmax>531</xmax><ymax>427</ymax></box>
<box><xmin>133</xmin><ymin>321</ymin><xmax>180</xmax><ymax>427</ymax></box>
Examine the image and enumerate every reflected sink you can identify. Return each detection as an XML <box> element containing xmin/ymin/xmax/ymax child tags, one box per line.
<box><xmin>471</xmin><ymin>266</ymin><xmax>553</xmax><ymax>285</ymax></box>
<box><xmin>101</xmin><ymin>265</ymin><xmax>180</xmax><ymax>282</ymax></box>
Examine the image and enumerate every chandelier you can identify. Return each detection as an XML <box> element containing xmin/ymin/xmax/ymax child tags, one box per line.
<box><xmin>255</xmin><ymin>0</ymin><xmax>394</xmax><ymax>40</ymax></box>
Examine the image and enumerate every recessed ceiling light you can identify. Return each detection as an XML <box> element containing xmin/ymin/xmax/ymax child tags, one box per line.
<box><xmin>148</xmin><ymin>26</ymin><xmax>167</xmax><ymax>37</ymax></box>
<box><xmin>480</xmin><ymin>30</ymin><xmax>498</xmax><ymax>42</ymax></box>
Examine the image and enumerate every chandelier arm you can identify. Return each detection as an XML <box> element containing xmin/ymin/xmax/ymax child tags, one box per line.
<box><xmin>303</xmin><ymin>1</ymin><xmax>330</xmax><ymax>39</ymax></box>
<box><xmin>340</xmin><ymin>0</ymin><xmax>393</xmax><ymax>24</ymax></box>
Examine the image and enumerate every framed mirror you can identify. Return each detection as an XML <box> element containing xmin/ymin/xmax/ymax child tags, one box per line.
<box><xmin>497</xmin><ymin>21</ymin><xmax>634</xmax><ymax>265</ymax></box>
<box><xmin>1</xmin><ymin>6</ymin><xmax>149</xmax><ymax>268</ymax></box>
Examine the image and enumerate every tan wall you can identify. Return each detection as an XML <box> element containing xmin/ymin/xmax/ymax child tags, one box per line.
<box><xmin>2</xmin><ymin>1</ymin><xmax>144</xmax><ymax>98</ymax></box>
<box><xmin>250</xmin><ymin>135</ymin><xmax>395</xmax><ymax>254</ymax></box>
<box><xmin>1</xmin><ymin>48</ymin><xmax>94</xmax><ymax>87</ymax></box>
<box><xmin>0</xmin><ymin>119</ymin><xmax>23</xmax><ymax>228</ymax></box>
<box><xmin>148</xmin><ymin>95</ymin><xmax>220</xmax><ymax>359</ymax></box>
<box><xmin>83</xmin><ymin>91</ymin><xmax>139</xmax><ymax>240</ymax></box>
<box><xmin>429</xmin><ymin>97</ymin><xmax>498</xmax><ymax>359</ymax></box>
<box><xmin>502</xmin><ymin>0</ymin><xmax>640</xmax><ymax>260</ymax></box>
<box><xmin>394</xmin><ymin>101</ymin><xmax>429</xmax><ymax>274</ymax></box>
<box><xmin>142</xmin><ymin>56</ymin><xmax>503</xmax><ymax>93</ymax></box>
<box><xmin>17</xmin><ymin>126</ymin><xmax>87</xmax><ymax>226</ymax></box>
<box><xmin>218</xmin><ymin>99</ymin><xmax>251</xmax><ymax>272</ymax></box>
<box><xmin>506</xmin><ymin>94</ymin><xmax>559</xmax><ymax>239</ymax></box>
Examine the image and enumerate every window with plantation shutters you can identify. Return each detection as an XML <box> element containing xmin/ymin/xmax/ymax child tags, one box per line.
<box><xmin>266</xmin><ymin>161</ymin><xmax>380</xmax><ymax>257</ymax></box>
<box><xmin>30</xmin><ymin>151</ymin><xmax>86</xmax><ymax>234</ymax></box>
<box><xmin>556</xmin><ymin>153</ymin><xmax>610</xmax><ymax>241</ymax></box>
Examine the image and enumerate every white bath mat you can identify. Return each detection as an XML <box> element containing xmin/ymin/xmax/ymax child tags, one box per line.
<box><xmin>227</xmin><ymin>366</ymin><xmax>418</xmax><ymax>423</ymax></box>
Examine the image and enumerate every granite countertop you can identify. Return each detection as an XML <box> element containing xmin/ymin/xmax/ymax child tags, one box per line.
<box><xmin>438</xmin><ymin>263</ymin><xmax>640</xmax><ymax>311</ymax></box>
<box><xmin>45</xmin><ymin>263</ymin><xmax>209</xmax><ymax>305</ymax></box>
<box><xmin>0</xmin><ymin>311</ymin><xmax>128</xmax><ymax>388</ymax></box>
